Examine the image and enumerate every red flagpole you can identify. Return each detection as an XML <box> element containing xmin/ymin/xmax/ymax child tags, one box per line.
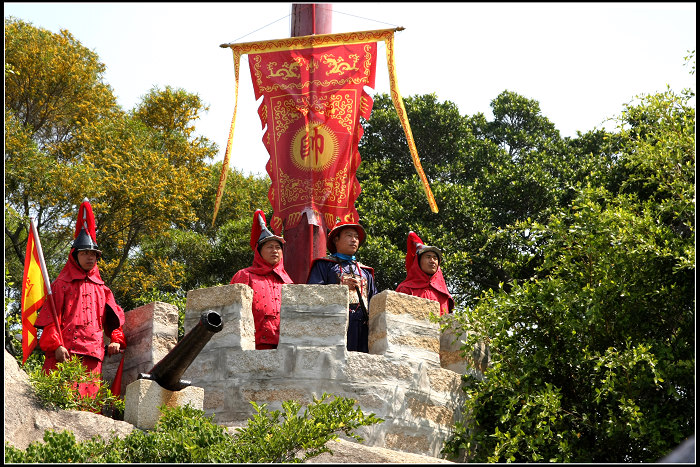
<box><xmin>30</xmin><ymin>219</ymin><xmax>64</xmax><ymax>347</ymax></box>
<box><xmin>285</xmin><ymin>3</ymin><xmax>333</xmax><ymax>284</ymax></box>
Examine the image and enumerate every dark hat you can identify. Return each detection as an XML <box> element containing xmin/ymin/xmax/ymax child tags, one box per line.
<box><xmin>327</xmin><ymin>219</ymin><xmax>366</xmax><ymax>254</ymax></box>
<box><xmin>405</xmin><ymin>231</ymin><xmax>442</xmax><ymax>271</ymax></box>
<box><xmin>72</xmin><ymin>198</ymin><xmax>102</xmax><ymax>258</ymax></box>
<box><xmin>250</xmin><ymin>210</ymin><xmax>285</xmax><ymax>251</ymax></box>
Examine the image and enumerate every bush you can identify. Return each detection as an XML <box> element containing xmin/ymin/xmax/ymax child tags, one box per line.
<box><xmin>28</xmin><ymin>356</ymin><xmax>124</xmax><ymax>415</ymax></box>
<box><xmin>4</xmin><ymin>393</ymin><xmax>383</xmax><ymax>463</ymax></box>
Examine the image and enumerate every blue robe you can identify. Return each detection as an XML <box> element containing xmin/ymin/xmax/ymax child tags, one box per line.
<box><xmin>307</xmin><ymin>257</ymin><xmax>377</xmax><ymax>352</ymax></box>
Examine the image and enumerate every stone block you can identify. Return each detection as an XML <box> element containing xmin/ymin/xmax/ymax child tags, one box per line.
<box><xmin>102</xmin><ymin>301</ymin><xmax>178</xmax><ymax>396</ymax></box>
<box><xmin>182</xmin><ymin>347</ymin><xmax>221</xmax><ymax>384</ymax></box>
<box><xmin>123</xmin><ymin>378</ymin><xmax>204</xmax><ymax>430</ymax></box>
<box><xmin>287</xmin><ymin>345</ymin><xmax>347</xmax><ymax>380</ymax></box>
<box><xmin>222</xmin><ymin>348</ymin><xmax>288</xmax><ymax>379</ymax></box>
<box><xmin>342</xmin><ymin>352</ymin><xmax>417</xmax><ymax>384</ymax></box>
<box><xmin>405</xmin><ymin>395</ymin><xmax>455</xmax><ymax>426</ymax></box>
<box><xmin>217</xmin><ymin>379</ymin><xmax>317</xmax><ymax>423</ymax></box>
<box><xmin>279</xmin><ymin>284</ymin><xmax>348</xmax><ymax>348</ymax></box>
<box><xmin>439</xmin><ymin>313</ymin><xmax>490</xmax><ymax>376</ymax></box>
<box><xmin>426</xmin><ymin>367</ymin><xmax>465</xmax><ymax>396</ymax></box>
<box><xmin>368</xmin><ymin>291</ymin><xmax>441</xmax><ymax>367</ymax></box>
<box><xmin>185</xmin><ymin>284</ymin><xmax>255</xmax><ymax>350</ymax></box>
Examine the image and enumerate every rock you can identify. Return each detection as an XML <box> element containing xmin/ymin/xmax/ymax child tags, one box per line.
<box><xmin>304</xmin><ymin>437</ymin><xmax>454</xmax><ymax>463</ymax></box>
<box><xmin>3</xmin><ymin>350</ymin><xmax>135</xmax><ymax>451</ymax></box>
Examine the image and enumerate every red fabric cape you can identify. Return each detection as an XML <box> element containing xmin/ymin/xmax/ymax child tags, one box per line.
<box><xmin>396</xmin><ymin>254</ymin><xmax>454</xmax><ymax>313</ymax></box>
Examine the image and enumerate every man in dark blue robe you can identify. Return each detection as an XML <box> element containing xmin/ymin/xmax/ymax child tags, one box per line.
<box><xmin>307</xmin><ymin>221</ymin><xmax>377</xmax><ymax>353</ymax></box>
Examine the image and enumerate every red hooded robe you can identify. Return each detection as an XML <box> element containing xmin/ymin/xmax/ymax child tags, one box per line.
<box><xmin>35</xmin><ymin>253</ymin><xmax>126</xmax><ymax>381</ymax></box>
<box><xmin>396</xmin><ymin>233</ymin><xmax>454</xmax><ymax>316</ymax></box>
<box><xmin>230</xmin><ymin>246</ymin><xmax>293</xmax><ymax>349</ymax></box>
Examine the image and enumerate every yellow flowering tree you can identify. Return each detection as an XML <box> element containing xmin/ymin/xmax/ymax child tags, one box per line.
<box><xmin>5</xmin><ymin>18</ymin><xmax>216</xmax><ymax>320</ymax></box>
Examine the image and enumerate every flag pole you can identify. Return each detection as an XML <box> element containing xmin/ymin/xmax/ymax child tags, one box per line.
<box><xmin>280</xmin><ymin>3</ymin><xmax>333</xmax><ymax>285</ymax></box>
<box><xmin>30</xmin><ymin>219</ymin><xmax>64</xmax><ymax>347</ymax></box>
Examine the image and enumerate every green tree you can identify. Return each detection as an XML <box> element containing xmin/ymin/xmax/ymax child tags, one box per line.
<box><xmin>120</xmin><ymin>163</ymin><xmax>272</xmax><ymax>311</ymax></box>
<box><xmin>357</xmin><ymin>91</ymin><xmax>612</xmax><ymax>307</ymax></box>
<box><xmin>4</xmin><ymin>20</ymin><xmax>218</xmax><ymax>340</ymax></box>
<box><xmin>5</xmin><ymin>17</ymin><xmax>120</xmax><ymax>286</ymax></box>
<box><xmin>59</xmin><ymin>86</ymin><xmax>218</xmax><ymax>306</ymax></box>
<box><xmin>443</xmin><ymin>85</ymin><xmax>695</xmax><ymax>462</ymax></box>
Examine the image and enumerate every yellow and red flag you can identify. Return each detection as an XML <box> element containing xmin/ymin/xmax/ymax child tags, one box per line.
<box><xmin>21</xmin><ymin>219</ymin><xmax>47</xmax><ymax>363</ymax></box>
<box><xmin>213</xmin><ymin>28</ymin><xmax>438</xmax><ymax>229</ymax></box>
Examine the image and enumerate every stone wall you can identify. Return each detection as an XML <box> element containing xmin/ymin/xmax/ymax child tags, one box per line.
<box><xmin>102</xmin><ymin>284</ymin><xmax>484</xmax><ymax>459</ymax></box>
<box><xmin>102</xmin><ymin>301</ymin><xmax>179</xmax><ymax>396</ymax></box>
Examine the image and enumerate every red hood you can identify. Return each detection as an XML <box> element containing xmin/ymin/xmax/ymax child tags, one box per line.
<box><xmin>247</xmin><ymin>248</ymin><xmax>293</xmax><ymax>283</ymax></box>
<box><xmin>397</xmin><ymin>253</ymin><xmax>454</xmax><ymax>308</ymax></box>
<box><xmin>56</xmin><ymin>250</ymin><xmax>105</xmax><ymax>284</ymax></box>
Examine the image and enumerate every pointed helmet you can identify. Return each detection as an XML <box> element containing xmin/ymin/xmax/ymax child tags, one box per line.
<box><xmin>72</xmin><ymin>198</ymin><xmax>102</xmax><ymax>258</ymax></box>
<box><xmin>405</xmin><ymin>231</ymin><xmax>442</xmax><ymax>271</ymax></box>
<box><xmin>250</xmin><ymin>210</ymin><xmax>285</xmax><ymax>251</ymax></box>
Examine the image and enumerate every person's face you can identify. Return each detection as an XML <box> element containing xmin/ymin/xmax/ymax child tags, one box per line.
<box><xmin>260</xmin><ymin>240</ymin><xmax>283</xmax><ymax>266</ymax></box>
<box><xmin>77</xmin><ymin>250</ymin><xmax>98</xmax><ymax>272</ymax></box>
<box><xmin>333</xmin><ymin>228</ymin><xmax>360</xmax><ymax>256</ymax></box>
<box><xmin>419</xmin><ymin>251</ymin><xmax>439</xmax><ymax>275</ymax></box>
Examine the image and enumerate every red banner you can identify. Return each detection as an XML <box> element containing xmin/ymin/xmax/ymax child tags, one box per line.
<box><xmin>212</xmin><ymin>29</ymin><xmax>438</xmax><ymax>228</ymax></box>
<box><xmin>249</xmin><ymin>42</ymin><xmax>377</xmax><ymax>233</ymax></box>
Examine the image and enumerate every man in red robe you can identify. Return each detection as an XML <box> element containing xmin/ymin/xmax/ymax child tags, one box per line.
<box><xmin>396</xmin><ymin>231</ymin><xmax>454</xmax><ymax>316</ymax></box>
<box><xmin>35</xmin><ymin>199</ymin><xmax>126</xmax><ymax>398</ymax></box>
<box><xmin>230</xmin><ymin>210</ymin><xmax>294</xmax><ymax>349</ymax></box>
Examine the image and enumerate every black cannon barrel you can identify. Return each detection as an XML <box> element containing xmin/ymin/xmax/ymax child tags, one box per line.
<box><xmin>138</xmin><ymin>310</ymin><xmax>223</xmax><ymax>391</ymax></box>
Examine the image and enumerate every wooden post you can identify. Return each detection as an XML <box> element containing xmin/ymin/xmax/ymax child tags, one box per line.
<box><xmin>284</xmin><ymin>3</ymin><xmax>333</xmax><ymax>284</ymax></box>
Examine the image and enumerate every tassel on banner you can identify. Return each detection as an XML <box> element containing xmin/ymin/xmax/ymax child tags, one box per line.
<box><xmin>212</xmin><ymin>49</ymin><xmax>243</xmax><ymax>227</ymax></box>
<box><xmin>384</xmin><ymin>34</ymin><xmax>438</xmax><ymax>213</ymax></box>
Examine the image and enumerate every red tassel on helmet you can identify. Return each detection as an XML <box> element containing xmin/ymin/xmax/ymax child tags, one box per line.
<box><xmin>250</xmin><ymin>210</ymin><xmax>266</xmax><ymax>251</ymax></box>
<box><xmin>406</xmin><ymin>231</ymin><xmax>423</xmax><ymax>271</ymax></box>
<box><xmin>72</xmin><ymin>198</ymin><xmax>102</xmax><ymax>256</ymax></box>
<box><xmin>74</xmin><ymin>198</ymin><xmax>97</xmax><ymax>243</ymax></box>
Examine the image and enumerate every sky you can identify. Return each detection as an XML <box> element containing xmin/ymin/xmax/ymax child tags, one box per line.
<box><xmin>5</xmin><ymin>2</ymin><xmax>696</xmax><ymax>176</ymax></box>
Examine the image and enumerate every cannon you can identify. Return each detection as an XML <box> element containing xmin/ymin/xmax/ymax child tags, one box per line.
<box><xmin>138</xmin><ymin>309</ymin><xmax>223</xmax><ymax>391</ymax></box>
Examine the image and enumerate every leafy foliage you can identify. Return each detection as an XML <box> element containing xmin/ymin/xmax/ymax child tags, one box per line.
<box><xmin>232</xmin><ymin>395</ymin><xmax>383</xmax><ymax>463</ymax></box>
<box><xmin>5</xmin><ymin>18</ymin><xmax>218</xmax><ymax>315</ymax></box>
<box><xmin>4</xmin><ymin>394</ymin><xmax>383</xmax><ymax>463</ymax></box>
<box><xmin>5</xmin><ymin>17</ymin><xmax>118</xmax><ymax>293</ymax></box>
<box><xmin>28</xmin><ymin>356</ymin><xmax>124</xmax><ymax>415</ymax></box>
<box><xmin>442</xmin><ymin>85</ymin><xmax>695</xmax><ymax>462</ymax></box>
<box><xmin>357</xmin><ymin>91</ymin><xmax>614</xmax><ymax>306</ymax></box>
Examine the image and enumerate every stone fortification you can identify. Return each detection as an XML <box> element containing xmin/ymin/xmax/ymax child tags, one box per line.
<box><xmin>101</xmin><ymin>284</ymin><xmax>484</xmax><ymax>459</ymax></box>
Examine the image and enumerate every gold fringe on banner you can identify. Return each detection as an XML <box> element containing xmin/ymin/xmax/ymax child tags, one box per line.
<box><xmin>212</xmin><ymin>27</ymin><xmax>438</xmax><ymax>227</ymax></box>
<box><xmin>211</xmin><ymin>49</ymin><xmax>242</xmax><ymax>227</ymax></box>
<box><xmin>384</xmin><ymin>34</ymin><xmax>438</xmax><ymax>213</ymax></box>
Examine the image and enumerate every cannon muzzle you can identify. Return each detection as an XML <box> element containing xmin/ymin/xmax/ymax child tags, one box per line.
<box><xmin>138</xmin><ymin>309</ymin><xmax>223</xmax><ymax>391</ymax></box>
